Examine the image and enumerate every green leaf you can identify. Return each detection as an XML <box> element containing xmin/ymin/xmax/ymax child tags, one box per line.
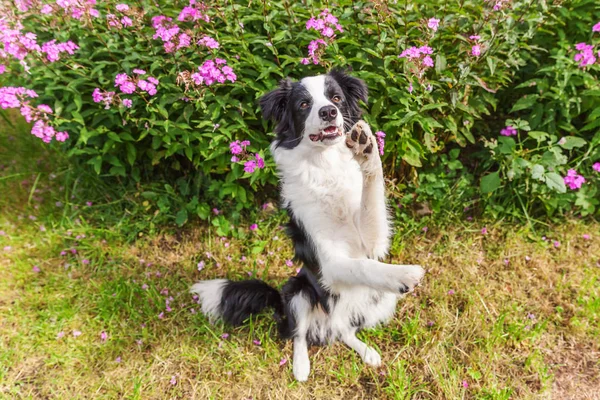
<box><xmin>175</xmin><ymin>209</ymin><xmax>188</xmax><ymax>226</ymax></box>
<box><xmin>545</xmin><ymin>172</ymin><xmax>566</xmax><ymax>193</ymax></box>
<box><xmin>480</xmin><ymin>171</ymin><xmax>501</xmax><ymax>194</ymax></box>
<box><xmin>531</xmin><ymin>164</ymin><xmax>544</xmax><ymax>181</ymax></box>
<box><xmin>559</xmin><ymin>137</ymin><xmax>586</xmax><ymax>150</ymax></box>
<box><xmin>510</xmin><ymin>95</ymin><xmax>539</xmax><ymax>113</ymax></box>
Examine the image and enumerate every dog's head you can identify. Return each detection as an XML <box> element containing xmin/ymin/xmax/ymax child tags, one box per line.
<box><xmin>260</xmin><ymin>69</ymin><xmax>368</xmax><ymax>149</ymax></box>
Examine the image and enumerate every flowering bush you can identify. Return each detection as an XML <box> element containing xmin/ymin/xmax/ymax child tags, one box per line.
<box><xmin>1</xmin><ymin>0</ymin><xmax>599</xmax><ymax>223</ymax></box>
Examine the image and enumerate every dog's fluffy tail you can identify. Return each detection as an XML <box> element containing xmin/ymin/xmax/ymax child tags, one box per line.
<box><xmin>190</xmin><ymin>279</ymin><xmax>283</xmax><ymax>326</ymax></box>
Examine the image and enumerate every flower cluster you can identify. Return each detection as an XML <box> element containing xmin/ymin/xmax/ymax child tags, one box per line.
<box><xmin>302</xmin><ymin>9</ymin><xmax>343</xmax><ymax>65</ymax></box>
<box><xmin>151</xmin><ymin>15</ymin><xmax>191</xmax><ymax>53</ymax></box>
<box><xmin>500</xmin><ymin>125</ymin><xmax>517</xmax><ymax>136</ymax></box>
<box><xmin>563</xmin><ymin>169</ymin><xmax>585</xmax><ymax>190</ymax></box>
<box><xmin>574</xmin><ymin>43</ymin><xmax>597</xmax><ymax>68</ymax></box>
<box><xmin>114</xmin><ymin>70</ymin><xmax>159</xmax><ymax>96</ymax></box>
<box><xmin>107</xmin><ymin>4</ymin><xmax>135</xmax><ymax>30</ymax></box>
<box><xmin>178</xmin><ymin>0</ymin><xmax>210</xmax><ymax>23</ymax></box>
<box><xmin>198</xmin><ymin>35</ymin><xmax>219</xmax><ymax>50</ymax></box>
<box><xmin>190</xmin><ymin>59</ymin><xmax>236</xmax><ymax>86</ymax></box>
<box><xmin>488</xmin><ymin>0</ymin><xmax>511</xmax><ymax>11</ymax></box>
<box><xmin>469</xmin><ymin>35</ymin><xmax>482</xmax><ymax>57</ymax></box>
<box><xmin>301</xmin><ymin>39</ymin><xmax>327</xmax><ymax>65</ymax></box>
<box><xmin>55</xmin><ymin>0</ymin><xmax>100</xmax><ymax>20</ymax></box>
<box><xmin>0</xmin><ymin>20</ymin><xmax>79</xmax><ymax>70</ymax></box>
<box><xmin>593</xmin><ymin>162</ymin><xmax>600</xmax><ymax>172</ymax></box>
<box><xmin>40</xmin><ymin>40</ymin><xmax>78</xmax><ymax>62</ymax></box>
<box><xmin>0</xmin><ymin>87</ymin><xmax>68</xmax><ymax>143</ymax></box>
<box><xmin>229</xmin><ymin>140</ymin><xmax>265</xmax><ymax>174</ymax></box>
<box><xmin>375</xmin><ymin>131</ymin><xmax>386</xmax><ymax>156</ymax></box>
<box><xmin>594</xmin><ymin>22</ymin><xmax>600</xmax><ymax>33</ymax></box>
<box><xmin>306</xmin><ymin>9</ymin><xmax>343</xmax><ymax>38</ymax></box>
<box><xmin>398</xmin><ymin>45</ymin><xmax>434</xmax><ymax>79</ymax></box>
<box><xmin>427</xmin><ymin>18</ymin><xmax>440</xmax><ymax>32</ymax></box>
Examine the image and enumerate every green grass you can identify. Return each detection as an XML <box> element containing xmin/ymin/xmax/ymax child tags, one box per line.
<box><xmin>1</xmin><ymin>114</ymin><xmax>599</xmax><ymax>399</ymax></box>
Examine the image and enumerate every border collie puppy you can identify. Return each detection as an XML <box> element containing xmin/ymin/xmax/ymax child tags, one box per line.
<box><xmin>191</xmin><ymin>69</ymin><xmax>425</xmax><ymax>381</ymax></box>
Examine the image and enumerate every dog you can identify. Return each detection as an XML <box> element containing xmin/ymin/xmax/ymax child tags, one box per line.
<box><xmin>191</xmin><ymin>69</ymin><xmax>425</xmax><ymax>381</ymax></box>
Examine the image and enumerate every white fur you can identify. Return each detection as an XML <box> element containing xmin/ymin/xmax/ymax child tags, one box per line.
<box><xmin>272</xmin><ymin>111</ymin><xmax>425</xmax><ymax>381</ymax></box>
<box><xmin>190</xmin><ymin>279</ymin><xmax>228</xmax><ymax>323</ymax></box>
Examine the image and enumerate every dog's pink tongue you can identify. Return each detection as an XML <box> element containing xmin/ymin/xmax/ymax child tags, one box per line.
<box><xmin>324</xmin><ymin>126</ymin><xmax>337</xmax><ymax>133</ymax></box>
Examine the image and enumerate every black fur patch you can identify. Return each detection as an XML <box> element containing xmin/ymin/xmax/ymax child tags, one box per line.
<box><xmin>278</xmin><ymin>268</ymin><xmax>335</xmax><ymax>342</ymax></box>
<box><xmin>219</xmin><ymin>280</ymin><xmax>283</xmax><ymax>326</ymax></box>
<box><xmin>285</xmin><ymin>206</ymin><xmax>320</xmax><ymax>277</ymax></box>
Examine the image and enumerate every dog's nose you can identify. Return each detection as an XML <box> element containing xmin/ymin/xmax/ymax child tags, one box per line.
<box><xmin>319</xmin><ymin>105</ymin><xmax>338</xmax><ymax>122</ymax></box>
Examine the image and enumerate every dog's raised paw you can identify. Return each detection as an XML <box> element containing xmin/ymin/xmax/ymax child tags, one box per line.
<box><xmin>346</xmin><ymin>120</ymin><xmax>377</xmax><ymax>158</ymax></box>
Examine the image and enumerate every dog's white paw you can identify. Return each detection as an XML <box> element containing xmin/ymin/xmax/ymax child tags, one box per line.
<box><xmin>361</xmin><ymin>346</ymin><xmax>382</xmax><ymax>367</ymax></box>
<box><xmin>346</xmin><ymin>120</ymin><xmax>379</xmax><ymax>163</ymax></box>
<box><xmin>293</xmin><ymin>356</ymin><xmax>310</xmax><ymax>382</ymax></box>
<box><xmin>389</xmin><ymin>265</ymin><xmax>425</xmax><ymax>294</ymax></box>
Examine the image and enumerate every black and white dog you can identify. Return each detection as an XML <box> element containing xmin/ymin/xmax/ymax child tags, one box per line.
<box><xmin>191</xmin><ymin>69</ymin><xmax>425</xmax><ymax>381</ymax></box>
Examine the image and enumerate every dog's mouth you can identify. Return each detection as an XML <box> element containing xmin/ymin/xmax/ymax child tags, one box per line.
<box><xmin>309</xmin><ymin>125</ymin><xmax>342</xmax><ymax>142</ymax></box>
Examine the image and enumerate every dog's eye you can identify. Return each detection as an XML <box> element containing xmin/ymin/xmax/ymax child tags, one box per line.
<box><xmin>331</xmin><ymin>95</ymin><xmax>342</xmax><ymax>103</ymax></box>
<box><xmin>300</xmin><ymin>102</ymin><xmax>309</xmax><ymax>109</ymax></box>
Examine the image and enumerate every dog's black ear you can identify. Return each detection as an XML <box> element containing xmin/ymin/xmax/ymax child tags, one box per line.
<box><xmin>328</xmin><ymin>68</ymin><xmax>368</xmax><ymax>106</ymax></box>
<box><xmin>260</xmin><ymin>78</ymin><xmax>292</xmax><ymax>124</ymax></box>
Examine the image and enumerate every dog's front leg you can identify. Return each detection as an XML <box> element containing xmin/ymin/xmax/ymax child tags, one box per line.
<box><xmin>346</xmin><ymin>120</ymin><xmax>390</xmax><ymax>259</ymax></box>
<box><xmin>292</xmin><ymin>336</ymin><xmax>310</xmax><ymax>382</ymax></box>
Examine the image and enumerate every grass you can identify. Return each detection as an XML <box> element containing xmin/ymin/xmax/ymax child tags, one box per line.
<box><xmin>1</xmin><ymin>115</ymin><xmax>600</xmax><ymax>399</ymax></box>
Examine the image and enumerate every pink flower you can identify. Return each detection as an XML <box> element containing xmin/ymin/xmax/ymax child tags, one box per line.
<box><xmin>563</xmin><ymin>169</ymin><xmax>585</xmax><ymax>190</ymax></box>
<box><xmin>279</xmin><ymin>358</ymin><xmax>288</xmax><ymax>366</ymax></box>
<box><xmin>116</xmin><ymin>356</ymin><xmax>122</xmax><ymax>363</ymax></box>
<box><xmin>141</xmin><ymin>284</ymin><xmax>148</xmax><ymax>290</ymax></box>
<box><xmin>100</xmin><ymin>331</ymin><xmax>108</xmax><ymax>342</ymax></box>
<box><xmin>72</xmin><ymin>330</ymin><xmax>82</xmax><ymax>337</ymax></box>
<box><xmin>250</xmin><ymin>223</ymin><xmax>258</xmax><ymax>231</ymax></box>
<box><xmin>116</xmin><ymin>4</ymin><xmax>129</xmax><ymax>12</ymax></box>
<box><xmin>471</xmin><ymin>45</ymin><xmax>481</xmax><ymax>56</ymax></box>
<box><xmin>553</xmin><ymin>240</ymin><xmax>560</xmax><ymax>248</ymax></box>
<box><xmin>197</xmin><ymin>261</ymin><xmax>205</xmax><ymax>271</ymax></box>
<box><xmin>481</xmin><ymin>227</ymin><xmax>488</xmax><ymax>235</ymax></box>
<box><xmin>428</xmin><ymin>18</ymin><xmax>440</xmax><ymax>32</ymax></box>
<box><xmin>121</xmin><ymin>16</ymin><xmax>132</xmax><ymax>27</ymax></box>
<box><xmin>500</xmin><ymin>126</ymin><xmax>517</xmax><ymax>136</ymax></box>
<box><xmin>244</xmin><ymin>160</ymin><xmax>256</xmax><ymax>173</ymax></box>
<box><xmin>41</xmin><ymin>4</ymin><xmax>53</xmax><ymax>14</ymax></box>
<box><xmin>447</xmin><ymin>289</ymin><xmax>455</xmax><ymax>295</ymax></box>
<box><xmin>158</xmin><ymin>312</ymin><xmax>164</xmax><ymax>319</ymax></box>
<box><xmin>82</xmin><ymin>259</ymin><xmax>90</xmax><ymax>265</ymax></box>
<box><xmin>408</xmin><ymin>83</ymin><xmax>414</xmax><ymax>94</ymax></box>
<box><xmin>253</xmin><ymin>339</ymin><xmax>261</xmax><ymax>346</ymax></box>
<box><xmin>462</xmin><ymin>380</ymin><xmax>469</xmax><ymax>388</ymax></box>
<box><xmin>170</xmin><ymin>376</ymin><xmax>177</xmax><ymax>385</ymax></box>
<box><xmin>574</xmin><ymin>43</ymin><xmax>596</xmax><ymax>67</ymax></box>
<box><xmin>32</xmin><ymin>265</ymin><xmax>40</xmax><ymax>273</ymax></box>
<box><xmin>375</xmin><ymin>131</ymin><xmax>385</xmax><ymax>155</ymax></box>
<box><xmin>583</xmin><ymin>234</ymin><xmax>590</xmax><ymax>240</ymax></box>
<box><xmin>593</xmin><ymin>22</ymin><xmax>600</xmax><ymax>33</ymax></box>
<box><xmin>255</xmin><ymin>154</ymin><xmax>265</xmax><ymax>169</ymax></box>
<box><xmin>198</xmin><ymin>35</ymin><xmax>220</xmax><ymax>49</ymax></box>
<box><xmin>221</xmin><ymin>333</ymin><xmax>229</xmax><ymax>339</ymax></box>
<box><xmin>592</xmin><ymin>162</ymin><xmax>600</xmax><ymax>172</ymax></box>
<box><xmin>285</xmin><ymin>259</ymin><xmax>293</xmax><ymax>267</ymax></box>
<box><xmin>525</xmin><ymin>256</ymin><xmax>531</xmax><ymax>261</ymax></box>
<box><xmin>57</xmin><ymin>331</ymin><xmax>65</xmax><ymax>339</ymax></box>
<box><xmin>469</xmin><ymin>35</ymin><xmax>481</xmax><ymax>41</ymax></box>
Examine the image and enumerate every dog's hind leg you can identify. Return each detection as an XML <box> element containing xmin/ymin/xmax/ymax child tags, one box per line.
<box><xmin>341</xmin><ymin>331</ymin><xmax>381</xmax><ymax>367</ymax></box>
